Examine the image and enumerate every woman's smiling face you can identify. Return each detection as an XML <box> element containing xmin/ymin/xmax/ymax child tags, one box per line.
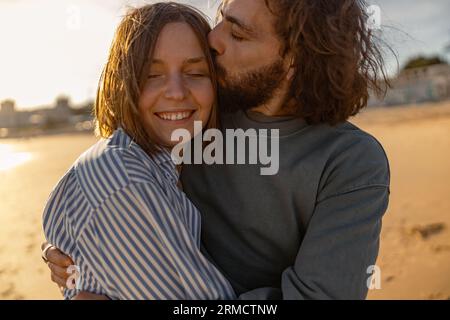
<box><xmin>138</xmin><ymin>22</ymin><xmax>214</xmax><ymax>148</ymax></box>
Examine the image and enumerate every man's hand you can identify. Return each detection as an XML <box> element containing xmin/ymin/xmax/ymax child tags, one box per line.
<box><xmin>72</xmin><ymin>292</ymin><xmax>110</xmax><ymax>300</ymax></box>
<box><xmin>41</xmin><ymin>242</ymin><xmax>74</xmax><ymax>288</ymax></box>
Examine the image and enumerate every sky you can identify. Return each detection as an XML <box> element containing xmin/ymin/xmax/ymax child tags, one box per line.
<box><xmin>0</xmin><ymin>0</ymin><xmax>449</xmax><ymax>110</ymax></box>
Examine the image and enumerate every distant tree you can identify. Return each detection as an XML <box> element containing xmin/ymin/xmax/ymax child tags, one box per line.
<box><xmin>403</xmin><ymin>55</ymin><xmax>447</xmax><ymax>70</ymax></box>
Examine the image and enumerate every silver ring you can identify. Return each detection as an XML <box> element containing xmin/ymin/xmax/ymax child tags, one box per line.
<box><xmin>41</xmin><ymin>243</ymin><xmax>54</xmax><ymax>263</ymax></box>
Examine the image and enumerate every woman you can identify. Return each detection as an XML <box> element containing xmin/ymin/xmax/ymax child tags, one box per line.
<box><xmin>43</xmin><ymin>2</ymin><xmax>235</xmax><ymax>300</ymax></box>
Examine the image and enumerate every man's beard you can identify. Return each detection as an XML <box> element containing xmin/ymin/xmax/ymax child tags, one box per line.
<box><xmin>216</xmin><ymin>59</ymin><xmax>286</xmax><ymax>113</ymax></box>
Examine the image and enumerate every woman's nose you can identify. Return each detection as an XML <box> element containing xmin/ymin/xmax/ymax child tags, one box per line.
<box><xmin>164</xmin><ymin>75</ymin><xmax>187</xmax><ymax>101</ymax></box>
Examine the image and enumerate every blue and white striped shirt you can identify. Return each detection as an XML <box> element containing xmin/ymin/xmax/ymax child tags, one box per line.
<box><xmin>42</xmin><ymin>128</ymin><xmax>236</xmax><ymax>300</ymax></box>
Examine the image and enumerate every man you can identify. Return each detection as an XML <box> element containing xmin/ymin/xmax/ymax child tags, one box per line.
<box><xmin>43</xmin><ymin>0</ymin><xmax>390</xmax><ymax>299</ymax></box>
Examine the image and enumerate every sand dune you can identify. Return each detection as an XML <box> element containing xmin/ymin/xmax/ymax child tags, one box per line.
<box><xmin>0</xmin><ymin>102</ymin><xmax>449</xmax><ymax>299</ymax></box>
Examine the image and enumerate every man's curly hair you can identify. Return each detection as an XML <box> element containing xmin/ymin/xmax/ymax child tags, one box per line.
<box><xmin>264</xmin><ymin>0</ymin><xmax>390</xmax><ymax>125</ymax></box>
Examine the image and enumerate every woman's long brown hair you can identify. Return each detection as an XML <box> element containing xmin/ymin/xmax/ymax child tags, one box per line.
<box><xmin>94</xmin><ymin>2</ymin><xmax>217</xmax><ymax>154</ymax></box>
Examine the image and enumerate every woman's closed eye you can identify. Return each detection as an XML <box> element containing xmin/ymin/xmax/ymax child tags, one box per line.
<box><xmin>186</xmin><ymin>72</ymin><xmax>209</xmax><ymax>78</ymax></box>
<box><xmin>184</xmin><ymin>68</ymin><xmax>210</xmax><ymax>78</ymax></box>
<box><xmin>148</xmin><ymin>74</ymin><xmax>163</xmax><ymax>79</ymax></box>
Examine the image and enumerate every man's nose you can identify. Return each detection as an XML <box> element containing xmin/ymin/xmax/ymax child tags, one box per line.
<box><xmin>164</xmin><ymin>75</ymin><xmax>187</xmax><ymax>101</ymax></box>
<box><xmin>208</xmin><ymin>25</ymin><xmax>225</xmax><ymax>56</ymax></box>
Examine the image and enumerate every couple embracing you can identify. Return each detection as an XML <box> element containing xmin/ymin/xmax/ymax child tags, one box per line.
<box><xmin>42</xmin><ymin>0</ymin><xmax>390</xmax><ymax>300</ymax></box>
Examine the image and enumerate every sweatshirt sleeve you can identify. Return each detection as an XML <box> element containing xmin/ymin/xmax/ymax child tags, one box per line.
<box><xmin>238</xmin><ymin>134</ymin><xmax>390</xmax><ymax>300</ymax></box>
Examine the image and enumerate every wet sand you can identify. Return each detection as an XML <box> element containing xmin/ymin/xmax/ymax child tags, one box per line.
<box><xmin>0</xmin><ymin>133</ymin><xmax>98</xmax><ymax>299</ymax></box>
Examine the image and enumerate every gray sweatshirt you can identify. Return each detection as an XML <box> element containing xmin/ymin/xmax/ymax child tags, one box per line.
<box><xmin>181</xmin><ymin>109</ymin><xmax>390</xmax><ymax>300</ymax></box>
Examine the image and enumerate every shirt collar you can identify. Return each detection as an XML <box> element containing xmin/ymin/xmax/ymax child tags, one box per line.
<box><xmin>115</xmin><ymin>127</ymin><xmax>180</xmax><ymax>184</ymax></box>
<box><xmin>229</xmin><ymin>109</ymin><xmax>309</xmax><ymax>137</ymax></box>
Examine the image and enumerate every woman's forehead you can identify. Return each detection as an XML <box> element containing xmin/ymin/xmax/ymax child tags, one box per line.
<box><xmin>151</xmin><ymin>23</ymin><xmax>207</xmax><ymax>61</ymax></box>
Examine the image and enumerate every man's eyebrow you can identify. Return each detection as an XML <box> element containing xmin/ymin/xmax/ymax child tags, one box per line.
<box><xmin>221</xmin><ymin>10</ymin><xmax>255</xmax><ymax>35</ymax></box>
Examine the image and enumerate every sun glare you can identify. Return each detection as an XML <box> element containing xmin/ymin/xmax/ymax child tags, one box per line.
<box><xmin>0</xmin><ymin>144</ymin><xmax>33</xmax><ymax>171</ymax></box>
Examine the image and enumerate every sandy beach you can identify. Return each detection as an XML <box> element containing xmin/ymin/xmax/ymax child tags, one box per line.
<box><xmin>354</xmin><ymin>102</ymin><xmax>450</xmax><ymax>300</ymax></box>
<box><xmin>0</xmin><ymin>102</ymin><xmax>449</xmax><ymax>300</ymax></box>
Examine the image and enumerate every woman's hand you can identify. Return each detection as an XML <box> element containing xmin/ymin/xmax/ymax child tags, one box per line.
<box><xmin>41</xmin><ymin>242</ymin><xmax>74</xmax><ymax>288</ymax></box>
<box><xmin>41</xmin><ymin>242</ymin><xmax>110</xmax><ymax>300</ymax></box>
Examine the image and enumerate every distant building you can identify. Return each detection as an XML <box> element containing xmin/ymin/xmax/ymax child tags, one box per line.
<box><xmin>0</xmin><ymin>97</ymin><xmax>94</xmax><ymax>135</ymax></box>
<box><xmin>369</xmin><ymin>63</ymin><xmax>450</xmax><ymax>106</ymax></box>
<box><xmin>1</xmin><ymin>100</ymin><xmax>15</xmax><ymax>113</ymax></box>
<box><xmin>0</xmin><ymin>100</ymin><xmax>17</xmax><ymax>128</ymax></box>
<box><xmin>44</xmin><ymin>96</ymin><xmax>72</xmax><ymax>125</ymax></box>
